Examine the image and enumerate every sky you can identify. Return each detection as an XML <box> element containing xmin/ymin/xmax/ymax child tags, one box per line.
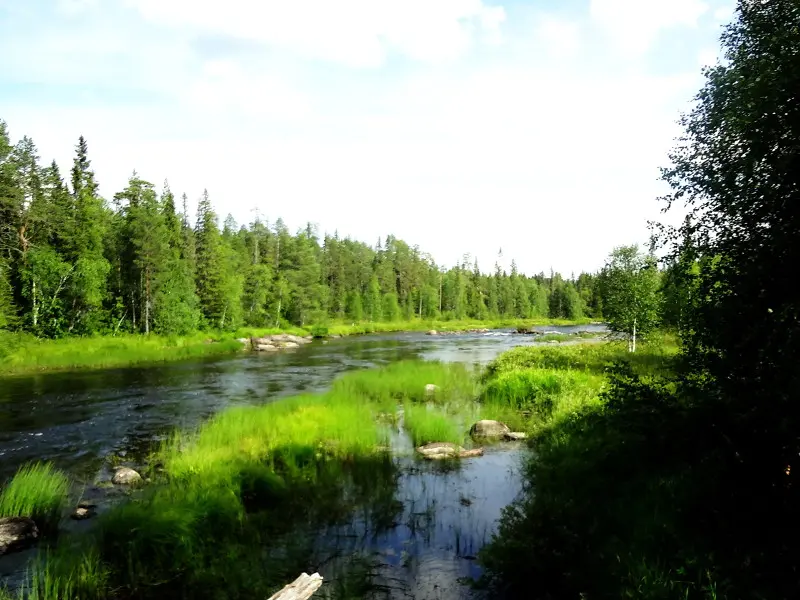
<box><xmin>0</xmin><ymin>0</ymin><xmax>735</xmax><ymax>276</ymax></box>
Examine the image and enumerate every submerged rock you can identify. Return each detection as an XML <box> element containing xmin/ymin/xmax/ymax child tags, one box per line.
<box><xmin>112</xmin><ymin>466</ymin><xmax>142</xmax><ymax>485</ymax></box>
<box><xmin>469</xmin><ymin>420</ymin><xmax>511</xmax><ymax>439</ymax></box>
<box><xmin>71</xmin><ymin>506</ymin><xmax>95</xmax><ymax>520</ymax></box>
<box><xmin>0</xmin><ymin>517</ymin><xmax>39</xmax><ymax>556</ymax></box>
<box><xmin>416</xmin><ymin>442</ymin><xmax>484</xmax><ymax>460</ymax></box>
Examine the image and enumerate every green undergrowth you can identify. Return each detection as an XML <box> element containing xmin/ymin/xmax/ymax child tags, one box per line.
<box><xmin>474</xmin><ymin>336</ymin><xmax>733</xmax><ymax>599</ymax></box>
<box><xmin>0</xmin><ymin>462</ymin><xmax>70</xmax><ymax>535</ymax></box>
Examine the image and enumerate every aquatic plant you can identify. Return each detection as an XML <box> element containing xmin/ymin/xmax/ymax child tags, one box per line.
<box><xmin>330</xmin><ymin>360</ymin><xmax>476</xmax><ymax>407</ymax></box>
<box><xmin>0</xmin><ymin>462</ymin><xmax>69</xmax><ymax>534</ymax></box>
<box><xmin>402</xmin><ymin>403</ymin><xmax>464</xmax><ymax>447</ymax></box>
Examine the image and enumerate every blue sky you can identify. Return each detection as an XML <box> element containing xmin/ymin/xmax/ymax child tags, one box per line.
<box><xmin>0</xmin><ymin>0</ymin><xmax>735</xmax><ymax>275</ymax></box>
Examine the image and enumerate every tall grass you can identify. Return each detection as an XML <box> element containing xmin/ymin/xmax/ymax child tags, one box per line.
<box><xmin>331</xmin><ymin>360</ymin><xmax>476</xmax><ymax>408</ymax></box>
<box><xmin>0</xmin><ymin>462</ymin><xmax>69</xmax><ymax>533</ymax></box>
<box><xmin>402</xmin><ymin>403</ymin><xmax>465</xmax><ymax>446</ymax></box>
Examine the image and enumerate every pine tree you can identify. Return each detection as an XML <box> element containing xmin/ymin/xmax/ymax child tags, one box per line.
<box><xmin>194</xmin><ymin>189</ymin><xmax>227</xmax><ymax>328</ymax></box>
<box><xmin>66</xmin><ymin>135</ymin><xmax>110</xmax><ymax>333</ymax></box>
<box><xmin>153</xmin><ymin>182</ymin><xmax>201</xmax><ymax>334</ymax></box>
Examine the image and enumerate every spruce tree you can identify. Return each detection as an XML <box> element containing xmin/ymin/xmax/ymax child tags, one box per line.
<box><xmin>194</xmin><ymin>189</ymin><xmax>227</xmax><ymax>328</ymax></box>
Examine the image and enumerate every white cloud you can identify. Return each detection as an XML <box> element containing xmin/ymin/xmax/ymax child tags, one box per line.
<box><xmin>697</xmin><ymin>47</ymin><xmax>719</xmax><ymax>68</ymax></box>
<box><xmin>0</xmin><ymin>0</ymin><xmax>725</xmax><ymax>274</ymax></box>
<box><xmin>590</xmin><ymin>0</ymin><xmax>709</xmax><ymax>54</ymax></box>
<box><xmin>127</xmin><ymin>0</ymin><xmax>506</xmax><ymax>67</ymax></box>
<box><xmin>187</xmin><ymin>60</ymin><xmax>313</xmax><ymax>119</ymax></box>
<box><xmin>534</xmin><ymin>15</ymin><xmax>582</xmax><ymax>58</ymax></box>
<box><xmin>56</xmin><ymin>0</ymin><xmax>99</xmax><ymax>15</ymax></box>
<box><xmin>713</xmin><ymin>4</ymin><xmax>736</xmax><ymax>23</ymax></box>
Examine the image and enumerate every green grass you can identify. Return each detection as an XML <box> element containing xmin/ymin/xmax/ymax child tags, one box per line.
<box><xmin>475</xmin><ymin>336</ymin><xmax>725</xmax><ymax>599</ymax></box>
<box><xmin>480</xmin><ymin>368</ymin><xmax>604</xmax><ymax>434</ymax></box>
<box><xmin>0</xmin><ymin>462</ymin><xmax>70</xmax><ymax>534</ymax></box>
<box><xmin>5</xmin><ymin>360</ymin><xmax>478</xmax><ymax>600</ymax></box>
<box><xmin>402</xmin><ymin>403</ymin><xmax>465</xmax><ymax>447</ymax></box>
<box><xmin>330</xmin><ymin>360</ymin><xmax>476</xmax><ymax>408</ymax></box>
<box><xmin>0</xmin><ymin>318</ymin><xmax>595</xmax><ymax>375</ymax></box>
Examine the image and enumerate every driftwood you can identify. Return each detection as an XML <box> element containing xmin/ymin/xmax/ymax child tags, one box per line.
<box><xmin>267</xmin><ymin>573</ymin><xmax>323</xmax><ymax>600</ymax></box>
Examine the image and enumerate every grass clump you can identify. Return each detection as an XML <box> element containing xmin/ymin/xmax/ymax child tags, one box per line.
<box><xmin>0</xmin><ymin>462</ymin><xmax>69</xmax><ymax>533</ymax></box>
<box><xmin>331</xmin><ymin>360</ymin><xmax>476</xmax><ymax>408</ymax></box>
<box><xmin>403</xmin><ymin>403</ymin><xmax>464</xmax><ymax>447</ymax></box>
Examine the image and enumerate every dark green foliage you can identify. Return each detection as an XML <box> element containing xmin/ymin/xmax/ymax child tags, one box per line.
<box><xmin>483</xmin><ymin>3</ymin><xmax>800</xmax><ymax>599</ymax></box>
<box><xmin>0</xmin><ymin>117</ymin><xmax>614</xmax><ymax>342</ymax></box>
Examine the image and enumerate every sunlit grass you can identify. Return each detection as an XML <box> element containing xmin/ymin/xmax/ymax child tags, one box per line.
<box><xmin>0</xmin><ymin>462</ymin><xmax>69</xmax><ymax>534</ymax></box>
<box><xmin>0</xmin><ymin>316</ymin><xmax>595</xmax><ymax>376</ymax></box>
<box><xmin>402</xmin><ymin>403</ymin><xmax>464</xmax><ymax>447</ymax></box>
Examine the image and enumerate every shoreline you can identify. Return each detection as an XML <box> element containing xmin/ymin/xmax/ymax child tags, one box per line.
<box><xmin>0</xmin><ymin>318</ymin><xmax>600</xmax><ymax>377</ymax></box>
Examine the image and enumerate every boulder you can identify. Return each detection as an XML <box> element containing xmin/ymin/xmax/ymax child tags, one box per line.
<box><xmin>505</xmin><ymin>432</ymin><xmax>528</xmax><ymax>441</ymax></box>
<box><xmin>236</xmin><ymin>338</ymin><xmax>252</xmax><ymax>349</ymax></box>
<box><xmin>424</xmin><ymin>384</ymin><xmax>439</xmax><ymax>396</ymax></box>
<box><xmin>469</xmin><ymin>420</ymin><xmax>511</xmax><ymax>439</ymax></box>
<box><xmin>0</xmin><ymin>517</ymin><xmax>39</xmax><ymax>556</ymax></box>
<box><xmin>281</xmin><ymin>341</ymin><xmax>299</xmax><ymax>349</ymax></box>
<box><xmin>427</xmin><ymin>330</ymin><xmax>438</xmax><ymax>336</ymax></box>
<box><xmin>256</xmin><ymin>344</ymin><xmax>278</xmax><ymax>352</ymax></box>
<box><xmin>416</xmin><ymin>443</ymin><xmax>484</xmax><ymax>460</ymax></box>
<box><xmin>112</xmin><ymin>466</ymin><xmax>142</xmax><ymax>485</ymax></box>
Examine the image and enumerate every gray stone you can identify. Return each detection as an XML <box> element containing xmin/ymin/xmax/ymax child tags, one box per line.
<box><xmin>112</xmin><ymin>467</ymin><xmax>142</xmax><ymax>485</ymax></box>
<box><xmin>424</xmin><ymin>384</ymin><xmax>439</xmax><ymax>396</ymax></box>
<box><xmin>426</xmin><ymin>330</ymin><xmax>438</xmax><ymax>336</ymax></box>
<box><xmin>505</xmin><ymin>432</ymin><xmax>528</xmax><ymax>441</ymax></box>
<box><xmin>469</xmin><ymin>420</ymin><xmax>511</xmax><ymax>439</ymax></box>
<box><xmin>0</xmin><ymin>517</ymin><xmax>39</xmax><ymax>556</ymax></box>
<box><xmin>416</xmin><ymin>443</ymin><xmax>484</xmax><ymax>460</ymax></box>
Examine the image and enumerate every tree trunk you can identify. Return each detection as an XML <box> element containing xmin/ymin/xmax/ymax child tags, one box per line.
<box><xmin>32</xmin><ymin>278</ymin><xmax>38</xmax><ymax>328</ymax></box>
<box><xmin>632</xmin><ymin>317</ymin><xmax>637</xmax><ymax>353</ymax></box>
<box><xmin>145</xmin><ymin>267</ymin><xmax>151</xmax><ymax>335</ymax></box>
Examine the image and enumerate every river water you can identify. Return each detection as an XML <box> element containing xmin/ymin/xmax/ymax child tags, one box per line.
<box><xmin>0</xmin><ymin>324</ymin><xmax>606</xmax><ymax>597</ymax></box>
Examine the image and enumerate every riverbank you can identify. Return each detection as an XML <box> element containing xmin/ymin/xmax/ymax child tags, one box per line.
<box><xmin>1</xmin><ymin>338</ymin><xmax>656</xmax><ymax>599</ymax></box>
<box><xmin>0</xmin><ymin>318</ymin><xmax>597</xmax><ymax>376</ymax></box>
<box><xmin>0</xmin><ymin>360</ymin><xmax>503</xmax><ymax>599</ymax></box>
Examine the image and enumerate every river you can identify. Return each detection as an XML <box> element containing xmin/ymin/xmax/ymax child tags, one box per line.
<box><xmin>0</xmin><ymin>324</ymin><xmax>606</xmax><ymax>598</ymax></box>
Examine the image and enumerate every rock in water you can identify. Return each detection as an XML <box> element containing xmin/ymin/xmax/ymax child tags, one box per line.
<box><xmin>505</xmin><ymin>431</ymin><xmax>528</xmax><ymax>441</ymax></box>
<box><xmin>71</xmin><ymin>507</ymin><xmax>95</xmax><ymax>520</ymax></box>
<box><xmin>0</xmin><ymin>517</ymin><xmax>39</xmax><ymax>556</ymax></box>
<box><xmin>426</xmin><ymin>330</ymin><xmax>438</xmax><ymax>336</ymax></box>
<box><xmin>416</xmin><ymin>443</ymin><xmax>484</xmax><ymax>460</ymax></box>
<box><xmin>469</xmin><ymin>420</ymin><xmax>511</xmax><ymax>439</ymax></box>
<box><xmin>112</xmin><ymin>467</ymin><xmax>142</xmax><ymax>485</ymax></box>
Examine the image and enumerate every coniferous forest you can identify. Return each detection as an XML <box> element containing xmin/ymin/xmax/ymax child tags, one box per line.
<box><xmin>0</xmin><ymin>121</ymin><xmax>601</xmax><ymax>339</ymax></box>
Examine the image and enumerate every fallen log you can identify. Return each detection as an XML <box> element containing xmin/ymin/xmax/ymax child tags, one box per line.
<box><xmin>267</xmin><ymin>573</ymin><xmax>323</xmax><ymax>600</ymax></box>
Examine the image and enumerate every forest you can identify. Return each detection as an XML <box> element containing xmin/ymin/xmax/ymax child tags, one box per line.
<box><xmin>0</xmin><ymin>129</ymin><xmax>601</xmax><ymax>339</ymax></box>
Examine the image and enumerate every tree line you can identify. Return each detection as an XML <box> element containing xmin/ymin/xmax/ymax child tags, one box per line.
<box><xmin>0</xmin><ymin>123</ymin><xmax>609</xmax><ymax>338</ymax></box>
